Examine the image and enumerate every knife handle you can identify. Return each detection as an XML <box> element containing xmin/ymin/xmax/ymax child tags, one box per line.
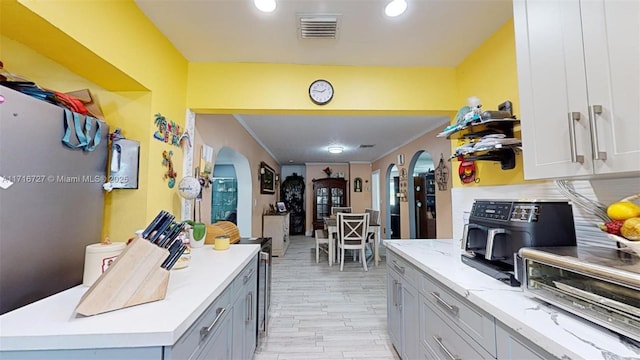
<box><xmin>150</xmin><ymin>214</ymin><xmax>175</xmax><ymax>243</ymax></box>
<box><xmin>142</xmin><ymin>210</ymin><xmax>168</xmax><ymax>239</ymax></box>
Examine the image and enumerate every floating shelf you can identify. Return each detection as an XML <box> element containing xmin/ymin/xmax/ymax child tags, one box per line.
<box><xmin>437</xmin><ymin>118</ymin><xmax>520</xmax><ymax>140</ymax></box>
<box><xmin>450</xmin><ymin>147</ymin><xmax>518</xmax><ymax>170</ymax></box>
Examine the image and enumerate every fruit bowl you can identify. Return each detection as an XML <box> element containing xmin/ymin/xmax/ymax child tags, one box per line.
<box><xmin>607</xmin><ymin>234</ymin><xmax>640</xmax><ymax>256</ymax></box>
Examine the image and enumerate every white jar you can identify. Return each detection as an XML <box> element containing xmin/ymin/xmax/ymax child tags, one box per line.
<box><xmin>82</xmin><ymin>242</ymin><xmax>126</xmax><ymax>287</ymax></box>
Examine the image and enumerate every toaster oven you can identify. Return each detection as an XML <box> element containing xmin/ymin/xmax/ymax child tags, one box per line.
<box><xmin>519</xmin><ymin>246</ymin><xmax>640</xmax><ymax>342</ymax></box>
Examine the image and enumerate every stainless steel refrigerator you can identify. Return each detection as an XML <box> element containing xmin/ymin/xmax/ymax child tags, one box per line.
<box><xmin>0</xmin><ymin>85</ymin><xmax>109</xmax><ymax>314</ymax></box>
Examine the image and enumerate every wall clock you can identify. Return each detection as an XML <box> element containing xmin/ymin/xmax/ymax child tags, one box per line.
<box><xmin>308</xmin><ymin>79</ymin><xmax>334</xmax><ymax>105</ymax></box>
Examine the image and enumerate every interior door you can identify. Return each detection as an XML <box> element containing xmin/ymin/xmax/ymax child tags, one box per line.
<box><xmin>414</xmin><ymin>175</ymin><xmax>428</xmax><ymax>238</ymax></box>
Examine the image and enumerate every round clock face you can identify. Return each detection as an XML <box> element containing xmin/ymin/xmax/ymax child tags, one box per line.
<box><xmin>309</xmin><ymin>79</ymin><xmax>334</xmax><ymax>105</ymax></box>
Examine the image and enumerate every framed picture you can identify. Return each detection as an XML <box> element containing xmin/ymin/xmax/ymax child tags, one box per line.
<box><xmin>260</xmin><ymin>162</ymin><xmax>276</xmax><ymax>194</ymax></box>
<box><xmin>276</xmin><ymin>201</ymin><xmax>287</xmax><ymax>213</ymax></box>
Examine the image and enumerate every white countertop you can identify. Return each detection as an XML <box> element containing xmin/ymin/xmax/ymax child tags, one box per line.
<box><xmin>0</xmin><ymin>244</ymin><xmax>259</xmax><ymax>351</ymax></box>
<box><xmin>384</xmin><ymin>239</ymin><xmax>639</xmax><ymax>360</ymax></box>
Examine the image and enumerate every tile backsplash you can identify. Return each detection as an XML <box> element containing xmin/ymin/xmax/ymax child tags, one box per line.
<box><xmin>451</xmin><ymin>177</ymin><xmax>639</xmax><ymax>249</ymax></box>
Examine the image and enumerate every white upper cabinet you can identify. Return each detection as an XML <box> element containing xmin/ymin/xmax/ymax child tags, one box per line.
<box><xmin>513</xmin><ymin>0</ymin><xmax>640</xmax><ymax>180</ymax></box>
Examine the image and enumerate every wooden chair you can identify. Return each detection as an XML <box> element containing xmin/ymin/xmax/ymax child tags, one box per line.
<box><xmin>364</xmin><ymin>208</ymin><xmax>381</xmax><ymax>256</ymax></box>
<box><xmin>315</xmin><ymin>229</ymin><xmax>330</xmax><ymax>264</ymax></box>
<box><xmin>331</xmin><ymin>206</ymin><xmax>353</xmax><ymax>215</ymax></box>
<box><xmin>337</xmin><ymin>212</ymin><xmax>370</xmax><ymax>271</ymax></box>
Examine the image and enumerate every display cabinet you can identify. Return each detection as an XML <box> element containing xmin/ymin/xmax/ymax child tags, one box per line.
<box><xmin>211</xmin><ymin>178</ymin><xmax>237</xmax><ymax>224</ymax></box>
<box><xmin>312</xmin><ymin>178</ymin><xmax>348</xmax><ymax>230</ymax></box>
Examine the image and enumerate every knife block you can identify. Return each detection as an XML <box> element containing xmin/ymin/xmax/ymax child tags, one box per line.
<box><xmin>75</xmin><ymin>238</ymin><xmax>170</xmax><ymax>316</ymax></box>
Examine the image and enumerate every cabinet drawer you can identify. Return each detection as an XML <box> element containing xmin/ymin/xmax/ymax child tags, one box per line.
<box><xmin>166</xmin><ymin>288</ymin><xmax>232</xmax><ymax>360</ymax></box>
<box><xmin>230</xmin><ymin>257</ymin><xmax>258</xmax><ymax>299</ymax></box>
<box><xmin>387</xmin><ymin>250</ymin><xmax>419</xmax><ymax>285</ymax></box>
<box><xmin>420</xmin><ymin>273</ymin><xmax>496</xmax><ymax>357</ymax></box>
<box><xmin>421</xmin><ymin>299</ymin><xmax>493</xmax><ymax>360</ymax></box>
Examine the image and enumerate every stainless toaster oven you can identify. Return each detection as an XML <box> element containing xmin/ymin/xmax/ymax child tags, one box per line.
<box><xmin>519</xmin><ymin>246</ymin><xmax>640</xmax><ymax>342</ymax></box>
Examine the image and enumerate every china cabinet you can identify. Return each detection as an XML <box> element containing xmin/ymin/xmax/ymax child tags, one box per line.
<box><xmin>211</xmin><ymin>178</ymin><xmax>237</xmax><ymax>223</ymax></box>
<box><xmin>514</xmin><ymin>0</ymin><xmax>640</xmax><ymax>179</ymax></box>
<box><xmin>312</xmin><ymin>178</ymin><xmax>348</xmax><ymax>230</ymax></box>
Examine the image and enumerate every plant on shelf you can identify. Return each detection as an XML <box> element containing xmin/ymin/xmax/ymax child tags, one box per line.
<box><xmin>323</xmin><ymin>167</ymin><xmax>332</xmax><ymax>177</ymax></box>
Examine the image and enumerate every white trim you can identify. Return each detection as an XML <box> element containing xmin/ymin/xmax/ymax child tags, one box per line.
<box><xmin>181</xmin><ymin>109</ymin><xmax>196</xmax><ymax>221</ymax></box>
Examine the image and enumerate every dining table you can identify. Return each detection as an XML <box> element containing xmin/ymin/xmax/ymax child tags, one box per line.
<box><xmin>323</xmin><ymin>216</ymin><xmax>381</xmax><ymax>267</ymax></box>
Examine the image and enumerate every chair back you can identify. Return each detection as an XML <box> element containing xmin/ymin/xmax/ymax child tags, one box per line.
<box><xmin>337</xmin><ymin>212</ymin><xmax>369</xmax><ymax>245</ymax></box>
<box><xmin>331</xmin><ymin>206</ymin><xmax>353</xmax><ymax>215</ymax></box>
<box><xmin>364</xmin><ymin>208</ymin><xmax>381</xmax><ymax>226</ymax></box>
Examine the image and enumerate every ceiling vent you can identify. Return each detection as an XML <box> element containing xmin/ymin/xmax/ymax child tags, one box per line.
<box><xmin>298</xmin><ymin>14</ymin><xmax>339</xmax><ymax>39</ymax></box>
<box><xmin>359</xmin><ymin>144</ymin><xmax>376</xmax><ymax>148</ymax></box>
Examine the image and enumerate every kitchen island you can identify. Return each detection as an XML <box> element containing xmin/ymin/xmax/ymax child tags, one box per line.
<box><xmin>385</xmin><ymin>239</ymin><xmax>638</xmax><ymax>359</ymax></box>
<box><xmin>0</xmin><ymin>244</ymin><xmax>259</xmax><ymax>358</ymax></box>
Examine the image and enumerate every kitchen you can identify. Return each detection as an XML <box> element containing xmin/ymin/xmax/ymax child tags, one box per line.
<box><xmin>1</xmin><ymin>0</ymin><xmax>639</xmax><ymax>359</ymax></box>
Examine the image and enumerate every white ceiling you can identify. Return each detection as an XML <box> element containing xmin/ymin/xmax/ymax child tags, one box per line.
<box><xmin>135</xmin><ymin>0</ymin><xmax>514</xmax><ymax>164</ymax></box>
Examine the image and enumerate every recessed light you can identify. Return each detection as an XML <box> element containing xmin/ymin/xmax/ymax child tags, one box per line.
<box><xmin>385</xmin><ymin>0</ymin><xmax>407</xmax><ymax>17</ymax></box>
<box><xmin>328</xmin><ymin>146</ymin><xmax>343</xmax><ymax>154</ymax></box>
<box><xmin>254</xmin><ymin>0</ymin><xmax>276</xmax><ymax>13</ymax></box>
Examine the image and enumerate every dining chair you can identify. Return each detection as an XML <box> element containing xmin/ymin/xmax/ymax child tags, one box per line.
<box><xmin>314</xmin><ymin>229</ymin><xmax>330</xmax><ymax>264</ymax></box>
<box><xmin>364</xmin><ymin>208</ymin><xmax>381</xmax><ymax>254</ymax></box>
<box><xmin>337</xmin><ymin>212</ymin><xmax>370</xmax><ymax>271</ymax></box>
<box><xmin>331</xmin><ymin>206</ymin><xmax>353</xmax><ymax>215</ymax></box>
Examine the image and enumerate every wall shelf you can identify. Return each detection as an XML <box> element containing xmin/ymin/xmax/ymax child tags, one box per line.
<box><xmin>438</xmin><ymin>118</ymin><xmax>519</xmax><ymax>140</ymax></box>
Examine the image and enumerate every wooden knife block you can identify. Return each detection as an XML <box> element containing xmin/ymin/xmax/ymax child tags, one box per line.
<box><xmin>76</xmin><ymin>238</ymin><xmax>170</xmax><ymax>316</ymax></box>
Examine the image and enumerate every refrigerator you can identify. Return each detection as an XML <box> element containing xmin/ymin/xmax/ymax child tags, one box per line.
<box><xmin>0</xmin><ymin>85</ymin><xmax>109</xmax><ymax>315</ymax></box>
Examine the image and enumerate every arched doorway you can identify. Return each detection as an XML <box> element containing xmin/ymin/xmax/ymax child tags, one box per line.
<box><xmin>214</xmin><ymin>147</ymin><xmax>252</xmax><ymax>237</ymax></box>
<box><xmin>408</xmin><ymin>151</ymin><xmax>436</xmax><ymax>239</ymax></box>
<box><xmin>385</xmin><ymin>164</ymin><xmax>400</xmax><ymax>239</ymax></box>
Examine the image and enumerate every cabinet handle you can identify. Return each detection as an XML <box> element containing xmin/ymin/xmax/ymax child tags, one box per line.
<box><xmin>431</xmin><ymin>292</ymin><xmax>459</xmax><ymax>316</ymax></box>
<box><xmin>200</xmin><ymin>307</ymin><xmax>227</xmax><ymax>341</ymax></box>
<box><xmin>243</xmin><ymin>268</ymin><xmax>256</xmax><ymax>284</ymax></box>
<box><xmin>433</xmin><ymin>336</ymin><xmax>461</xmax><ymax>360</ymax></box>
<box><xmin>397</xmin><ymin>282</ymin><xmax>403</xmax><ymax>312</ymax></box>
<box><xmin>392</xmin><ymin>280</ymin><xmax>398</xmax><ymax>307</ymax></box>
<box><xmin>247</xmin><ymin>292</ymin><xmax>253</xmax><ymax>322</ymax></box>
<box><xmin>588</xmin><ymin>105</ymin><xmax>607</xmax><ymax>160</ymax></box>
<box><xmin>567</xmin><ymin>112</ymin><xmax>584</xmax><ymax>164</ymax></box>
<box><xmin>392</xmin><ymin>260</ymin><xmax>405</xmax><ymax>275</ymax></box>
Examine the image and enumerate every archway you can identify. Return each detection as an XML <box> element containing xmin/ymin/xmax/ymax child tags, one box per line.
<box><xmin>385</xmin><ymin>164</ymin><xmax>400</xmax><ymax>239</ymax></box>
<box><xmin>408</xmin><ymin>151</ymin><xmax>435</xmax><ymax>239</ymax></box>
<box><xmin>214</xmin><ymin>147</ymin><xmax>252</xmax><ymax>237</ymax></box>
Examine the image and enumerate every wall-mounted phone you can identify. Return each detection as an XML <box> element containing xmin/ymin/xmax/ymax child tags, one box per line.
<box><xmin>109</xmin><ymin>129</ymin><xmax>140</xmax><ymax>189</ymax></box>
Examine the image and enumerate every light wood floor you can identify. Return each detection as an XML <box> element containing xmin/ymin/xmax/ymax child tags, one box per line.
<box><xmin>253</xmin><ymin>235</ymin><xmax>400</xmax><ymax>360</ymax></box>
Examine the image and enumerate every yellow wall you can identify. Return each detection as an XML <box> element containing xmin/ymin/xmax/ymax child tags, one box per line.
<box><xmin>188</xmin><ymin>63</ymin><xmax>460</xmax><ymax>114</ymax></box>
<box><xmin>453</xmin><ymin>18</ymin><xmax>525</xmax><ymax>187</ymax></box>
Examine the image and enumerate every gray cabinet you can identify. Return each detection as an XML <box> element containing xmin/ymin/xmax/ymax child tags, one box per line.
<box><xmin>386</xmin><ymin>251</ymin><xmax>419</xmax><ymax>360</ymax></box>
<box><xmin>165</xmin><ymin>288</ymin><xmax>232</xmax><ymax>360</ymax></box>
<box><xmin>232</xmin><ymin>258</ymin><xmax>258</xmax><ymax>360</ymax></box>
<box><xmin>496</xmin><ymin>321</ymin><xmax>554</xmax><ymax>360</ymax></box>
<box><xmin>387</xmin><ymin>249</ymin><xmax>552</xmax><ymax>360</ymax></box>
<box><xmin>420</xmin><ymin>299</ymin><xmax>492</xmax><ymax>360</ymax></box>
<box><xmin>167</xmin><ymin>256</ymin><xmax>258</xmax><ymax>360</ymax></box>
